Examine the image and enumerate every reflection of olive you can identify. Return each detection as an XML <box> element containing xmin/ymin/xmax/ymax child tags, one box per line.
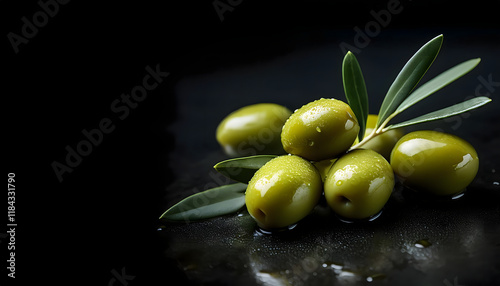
<box><xmin>216</xmin><ymin>103</ymin><xmax>292</xmax><ymax>157</ymax></box>
<box><xmin>245</xmin><ymin>155</ymin><xmax>322</xmax><ymax>230</ymax></box>
<box><xmin>390</xmin><ymin>130</ymin><xmax>479</xmax><ymax>196</ymax></box>
<box><xmin>353</xmin><ymin>114</ymin><xmax>404</xmax><ymax>160</ymax></box>
<box><xmin>281</xmin><ymin>98</ymin><xmax>359</xmax><ymax>161</ymax></box>
<box><xmin>324</xmin><ymin>149</ymin><xmax>394</xmax><ymax>220</ymax></box>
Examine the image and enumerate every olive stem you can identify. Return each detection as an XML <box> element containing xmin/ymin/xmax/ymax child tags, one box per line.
<box><xmin>350</xmin><ymin>128</ymin><xmax>379</xmax><ymax>150</ymax></box>
<box><xmin>349</xmin><ymin>112</ymin><xmax>397</xmax><ymax>150</ymax></box>
<box><xmin>379</xmin><ymin>112</ymin><xmax>398</xmax><ymax>133</ymax></box>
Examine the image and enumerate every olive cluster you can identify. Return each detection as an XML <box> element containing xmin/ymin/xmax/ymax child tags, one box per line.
<box><xmin>216</xmin><ymin>99</ymin><xmax>479</xmax><ymax>230</ymax></box>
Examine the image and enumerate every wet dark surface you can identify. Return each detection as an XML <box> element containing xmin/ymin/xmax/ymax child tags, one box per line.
<box><xmin>7</xmin><ymin>1</ymin><xmax>499</xmax><ymax>285</ymax></box>
<box><xmin>158</xmin><ymin>29</ymin><xmax>500</xmax><ymax>286</ymax></box>
<box><xmin>160</xmin><ymin>183</ymin><xmax>499</xmax><ymax>286</ymax></box>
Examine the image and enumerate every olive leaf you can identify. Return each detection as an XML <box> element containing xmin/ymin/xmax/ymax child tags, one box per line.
<box><xmin>385</xmin><ymin>96</ymin><xmax>492</xmax><ymax>130</ymax></box>
<box><xmin>395</xmin><ymin>58</ymin><xmax>481</xmax><ymax>114</ymax></box>
<box><xmin>159</xmin><ymin>183</ymin><xmax>247</xmax><ymax>222</ymax></box>
<box><xmin>161</xmin><ymin>34</ymin><xmax>494</xmax><ymax>225</ymax></box>
<box><xmin>342</xmin><ymin>51</ymin><xmax>369</xmax><ymax>141</ymax></box>
<box><xmin>214</xmin><ymin>155</ymin><xmax>277</xmax><ymax>183</ymax></box>
<box><xmin>377</xmin><ymin>35</ymin><xmax>443</xmax><ymax>127</ymax></box>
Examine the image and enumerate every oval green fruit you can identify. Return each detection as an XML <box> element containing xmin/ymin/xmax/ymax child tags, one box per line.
<box><xmin>313</xmin><ymin>158</ymin><xmax>337</xmax><ymax>182</ymax></box>
<box><xmin>390</xmin><ymin>130</ymin><xmax>479</xmax><ymax>196</ymax></box>
<box><xmin>281</xmin><ymin>98</ymin><xmax>360</xmax><ymax>161</ymax></box>
<box><xmin>216</xmin><ymin>103</ymin><xmax>292</xmax><ymax>157</ymax></box>
<box><xmin>324</xmin><ymin>149</ymin><xmax>394</xmax><ymax>220</ymax></box>
<box><xmin>245</xmin><ymin>155</ymin><xmax>322</xmax><ymax>230</ymax></box>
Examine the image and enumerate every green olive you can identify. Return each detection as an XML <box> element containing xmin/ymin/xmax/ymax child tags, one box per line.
<box><xmin>281</xmin><ymin>98</ymin><xmax>360</xmax><ymax>161</ymax></box>
<box><xmin>324</xmin><ymin>149</ymin><xmax>394</xmax><ymax>220</ymax></box>
<box><xmin>313</xmin><ymin>158</ymin><xmax>337</xmax><ymax>182</ymax></box>
<box><xmin>216</xmin><ymin>103</ymin><xmax>292</xmax><ymax>157</ymax></box>
<box><xmin>245</xmin><ymin>155</ymin><xmax>322</xmax><ymax>230</ymax></box>
<box><xmin>390</xmin><ymin>130</ymin><xmax>479</xmax><ymax>196</ymax></box>
<box><xmin>353</xmin><ymin>114</ymin><xmax>404</xmax><ymax>160</ymax></box>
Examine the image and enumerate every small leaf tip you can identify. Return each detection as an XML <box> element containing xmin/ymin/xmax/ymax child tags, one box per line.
<box><xmin>432</xmin><ymin>34</ymin><xmax>444</xmax><ymax>44</ymax></box>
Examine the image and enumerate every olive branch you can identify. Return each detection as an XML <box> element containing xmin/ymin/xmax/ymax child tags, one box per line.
<box><xmin>159</xmin><ymin>34</ymin><xmax>491</xmax><ymax>222</ymax></box>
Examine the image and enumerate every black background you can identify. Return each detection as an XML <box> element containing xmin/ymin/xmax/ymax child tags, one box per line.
<box><xmin>3</xmin><ymin>0</ymin><xmax>499</xmax><ymax>285</ymax></box>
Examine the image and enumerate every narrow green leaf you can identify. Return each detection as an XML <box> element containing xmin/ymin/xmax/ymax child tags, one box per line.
<box><xmin>159</xmin><ymin>183</ymin><xmax>247</xmax><ymax>222</ymax></box>
<box><xmin>395</xmin><ymin>58</ymin><xmax>481</xmax><ymax>114</ymax></box>
<box><xmin>385</xmin><ymin>97</ymin><xmax>492</xmax><ymax>130</ymax></box>
<box><xmin>377</xmin><ymin>35</ymin><xmax>444</xmax><ymax>127</ymax></box>
<box><xmin>342</xmin><ymin>51</ymin><xmax>369</xmax><ymax>140</ymax></box>
<box><xmin>214</xmin><ymin>155</ymin><xmax>277</xmax><ymax>183</ymax></box>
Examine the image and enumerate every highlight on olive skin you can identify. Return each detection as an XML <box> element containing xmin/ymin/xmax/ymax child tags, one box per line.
<box><xmin>216</xmin><ymin>103</ymin><xmax>292</xmax><ymax>157</ymax></box>
<box><xmin>245</xmin><ymin>155</ymin><xmax>323</xmax><ymax>230</ymax></box>
<box><xmin>390</xmin><ymin>130</ymin><xmax>479</xmax><ymax>197</ymax></box>
<box><xmin>281</xmin><ymin>98</ymin><xmax>360</xmax><ymax>161</ymax></box>
<box><xmin>324</xmin><ymin>149</ymin><xmax>395</xmax><ymax>220</ymax></box>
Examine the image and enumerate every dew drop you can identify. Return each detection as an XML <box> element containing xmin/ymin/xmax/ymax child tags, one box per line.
<box><xmin>339</xmin><ymin>270</ymin><xmax>356</xmax><ymax>277</ymax></box>
<box><xmin>308</xmin><ymin>140</ymin><xmax>315</xmax><ymax>147</ymax></box>
<box><xmin>367</xmin><ymin>273</ymin><xmax>386</xmax><ymax>282</ymax></box>
<box><xmin>336</xmin><ymin>180</ymin><xmax>343</xmax><ymax>186</ymax></box>
<box><xmin>316</xmin><ymin>126</ymin><xmax>322</xmax><ymax>133</ymax></box>
<box><xmin>414</xmin><ymin>239</ymin><xmax>432</xmax><ymax>248</ymax></box>
<box><xmin>323</xmin><ymin>262</ymin><xmax>343</xmax><ymax>270</ymax></box>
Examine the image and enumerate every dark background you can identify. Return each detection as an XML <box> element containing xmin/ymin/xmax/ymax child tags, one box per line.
<box><xmin>3</xmin><ymin>0</ymin><xmax>499</xmax><ymax>285</ymax></box>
